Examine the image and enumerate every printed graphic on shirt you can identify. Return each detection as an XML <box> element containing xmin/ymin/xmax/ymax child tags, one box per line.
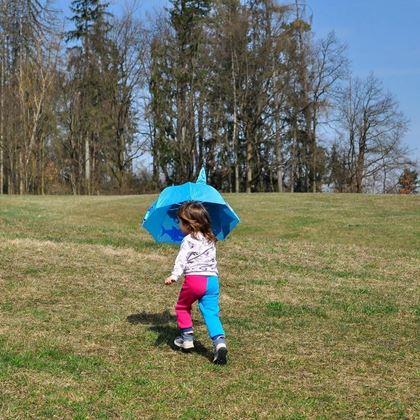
<box><xmin>172</xmin><ymin>233</ymin><xmax>218</xmax><ymax>278</ymax></box>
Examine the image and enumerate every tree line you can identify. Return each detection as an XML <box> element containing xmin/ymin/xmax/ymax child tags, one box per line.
<box><xmin>0</xmin><ymin>0</ymin><xmax>417</xmax><ymax>195</ymax></box>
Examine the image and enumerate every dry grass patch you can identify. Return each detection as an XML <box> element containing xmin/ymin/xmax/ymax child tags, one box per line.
<box><xmin>0</xmin><ymin>193</ymin><xmax>418</xmax><ymax>418</ymax></box>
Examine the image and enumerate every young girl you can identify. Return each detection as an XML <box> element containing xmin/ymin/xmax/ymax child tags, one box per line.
<box><xmin>165</xmin><ymin>201</ymin><xmax>227</xmax><ymax>365</ymax></box>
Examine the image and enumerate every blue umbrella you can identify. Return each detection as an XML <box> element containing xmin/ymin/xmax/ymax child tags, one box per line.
<box><xmin>142</xmin><ymin>168</ymin><xmax>240</xmax><ymax>244</ymax></box>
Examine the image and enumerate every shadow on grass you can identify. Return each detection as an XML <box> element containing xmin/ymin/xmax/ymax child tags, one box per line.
<box><xmin>127</xmin><ymin>310</ymin><xmax>213</xmax><ymax>361</ymax></box>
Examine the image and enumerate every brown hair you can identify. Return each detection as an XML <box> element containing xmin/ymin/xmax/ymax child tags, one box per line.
<box><xmin>177</xmin><ymin>201</ymin><xmax>216</xmax><ymax>243</ymax></box>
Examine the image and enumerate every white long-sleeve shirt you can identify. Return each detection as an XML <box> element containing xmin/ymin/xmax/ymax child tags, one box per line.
<box><xmin>170</xmin><ymin>233</ymin><xmax>218</xmax><ymax>281</ymax></box>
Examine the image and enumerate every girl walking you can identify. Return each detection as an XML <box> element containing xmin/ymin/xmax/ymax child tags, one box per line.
<box><xmin>165</xmin><ymin>201</ymin><xmax>227</xmax><ymax>365</ymax></box>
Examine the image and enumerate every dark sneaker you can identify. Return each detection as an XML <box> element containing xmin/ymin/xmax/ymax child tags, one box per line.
<box><xmin>213</xmin><ymin>342</ymin><xmax>227</xmax><ymax>364</ymax></box>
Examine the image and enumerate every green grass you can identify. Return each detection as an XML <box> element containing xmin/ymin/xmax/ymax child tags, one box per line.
<box><xmin>0</xmin><ymin>193</ymin><xmax>419</xmax><ymax>418</ymax></box>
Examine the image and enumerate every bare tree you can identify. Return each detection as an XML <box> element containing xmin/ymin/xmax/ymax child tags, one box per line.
<box><xmin>336</xmin><ymin>74</ymin><xmax>409</xmax><ymax>193</ymax></box>
<box><xmin>106</xmin><ymin>9</ymin><xmax>148</xmax><ymax>192</ymax></box>
<box><xmin>307</xmin><ymin>31</ymin><xmax>348</xmax><ymax>191</ymax></box>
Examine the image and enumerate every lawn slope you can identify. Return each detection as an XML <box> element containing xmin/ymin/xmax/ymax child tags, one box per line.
<box><xmin>0</xmin><ymin>194</ymin><xmax>418</xmax><ymax>418</ymax></box>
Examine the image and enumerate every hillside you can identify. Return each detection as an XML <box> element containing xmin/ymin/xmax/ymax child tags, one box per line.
<box><xmin>0</xmin><ymin>194</ymin><xmax>418</xmax><ymax>418</ymax></box>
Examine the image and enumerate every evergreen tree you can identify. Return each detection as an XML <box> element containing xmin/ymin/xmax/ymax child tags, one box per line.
<box><xmin>67</xmin><ymin>0</ymin><xmax>110</xmax><ymax>42</ymax></box>
<box><xmin>327</xmin><ymin>142</ymin><xmax>348</xmax><ymax>192</ymax></box>
<box><xmin>66</xmin><ymin>0</ymin><xmax>113</xmax><ymax>194</ymax></box>
<box><xmin>0</xmin><ymin>1</ymin><xmax>413</xmax><ymax>195</ymax></box>
<box><xmin>149</xmin><ymin>0</ymin><xmax>212</xmax><ymax>184</ymax></box>
<box><xmin>149</xmin><ymin>33</ymin><xmax>177</xmax><ymax>186</ymax></box>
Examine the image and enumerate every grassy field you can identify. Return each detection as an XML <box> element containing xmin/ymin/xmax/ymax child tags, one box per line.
<box><xmin>0</xmin><ymin>193</ymin><xmax>418</xmax><ymax>419</ymax></box>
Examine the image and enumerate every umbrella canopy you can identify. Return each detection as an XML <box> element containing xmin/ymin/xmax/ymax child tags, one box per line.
<box><xmin>142</xmin><ymin>168</ymin><xmax>240</xmax><ymax>244</ymax></box>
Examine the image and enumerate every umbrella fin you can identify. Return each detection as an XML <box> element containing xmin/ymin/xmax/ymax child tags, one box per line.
<box><xmin>197</xmin><ymin>167</ymin><xmax>207</xmax><ymax>184</ymax></box>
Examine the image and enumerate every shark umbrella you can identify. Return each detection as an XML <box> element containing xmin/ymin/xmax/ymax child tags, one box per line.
<box><xmin>141</xmin><ymin>168</ymin><xmax>240</xmax><ymax>244</ymax></box>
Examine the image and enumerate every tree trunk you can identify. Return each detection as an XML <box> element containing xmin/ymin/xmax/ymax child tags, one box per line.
<box><xmin>235</xmin><ymin>163</ymin><xmax>239</xmax><ymax>193</ymax></box>
<box><xmin>274</xmin><ymin>99</ymin><xmax>283</xmax><ymax>193</ymax></box>
<box><xmin>355</xmin><ymin>145</ymin><xmax>365</xmax><ymax>193</ymax></box>
<box><xmin>0</xmin><ymin>0</ymin><xmax>4</xmax><ymax>194</ymax></box>
<box><xmin>290</xmin><ymin>120</ymin><xmax>297</xmax><ymax>193</ymax></box>
<box><xmin>188</xmin><ymin>89</ymin><xmax>195</xmax><ymax>181</ymax></box>
<box><xmin>151</xmin><ymin>120</ymin><xmax>160</xmax><ymax>188</ymax></box>
<box><xmin>19</xmin><ymin>150</ymin><xmax>24</xmax><ymax>194</ymax></box>
<box><xmin>232</xmin><ymin>106</ymin><xmax>239</xmax><ymax>192</ymax></box>
<box><xmin>312</xmin><ymin>114</ymin><xmax>317</xmax><ymax>193</ymax></box>
<box><xmin>304</xmin><ymin>107</ymin><xmax>311</xmax><ymax>192</ymax></box>
<box><xmin>0</xmin><ymin>41</ymin><xmax>3</xmax><ymax>195</ymax></box>
<box><xmin>8</xmin><ymin>168</ymin><xmax>13</xmax><ymax>194</ymax></box>
<box><xmin>85</xmin><ymin>136</ymin><xmax>90</xmax><ymax>195</ymax></box>
<box><xmin>276</xmin><ymin>139</ymin><xmax>283</xmax><ymax>192</ymax></box>
<box><xmin>197</xmin><ymin>97</ymin><xmax>204</xmax><ymax>174</ymax></box>
<box><xmin>92</xmin><ymin>135</ymin><xmax>97</xmax><ymax>194</ymax></box>
<box><xmin>180</xmin><ymin>125</ymin><xmax>186</xmax><ymax>181</ymax></box>
<box><xmin>41</xmin><ymin>138</ymin><xmax>45</xmax><ymax>195</ymax></box>
<box><xmin>246</xmin><ymin>130</ymin><xmax>252</xmax><ymax>193</ymax></box>
<box><xmin>231</xmin><ymin>50</ymin><xmax>240</xmax><ymax>193</ymax></box>
<box><xmin>382</xmin><ymin>161</ymin><xmax>387</xmax><ymax>194</ymax></box>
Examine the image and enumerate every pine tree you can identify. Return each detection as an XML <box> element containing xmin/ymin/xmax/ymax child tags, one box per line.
<box><xmin>170</xmin><ymin>0</ymin><xmax>211</xmax><ymax>183</ymax></box>
<box><xmin>327</xmin><ymin>142</ymin><xmax>348</xmax><ymax>192</ymax></box>
<box><xmin>66</xmin><ymin>0</ymin><xmax>112</xmax><ymax>194</ymax></box>
<box><xmin>67</xmin><ymin>0</ymin><xmax>110</xmax><ymax>42</ymax></box>
<box><xmin>149</xmin><ymin>34</ymin><xmax>177</xmax><ymax>186</ymax></box>
<box><xmin>149</xmin><ymin>1</ymin><xmax>212</xmax><ymax>185</ymax></box>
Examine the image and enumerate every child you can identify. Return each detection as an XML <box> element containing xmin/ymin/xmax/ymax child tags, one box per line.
<box><xmin>165</xmin><ymin>201</ymin><xmax>227</xmax><ymax>365</ymax></box>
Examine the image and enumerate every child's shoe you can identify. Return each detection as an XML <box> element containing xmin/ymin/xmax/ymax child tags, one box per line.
<box><xmin>213</xmin><ymin>342</ymin><xmax>227</xmax><ymax>365</ymax></box>
<box><xmin>174</xmin><ymin>333</ymin><xmax>194</xmax><ymax>351</ymax></box>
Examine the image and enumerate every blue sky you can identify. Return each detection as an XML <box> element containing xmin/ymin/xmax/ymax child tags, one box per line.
<box><xmin>55</xmin><ymin>0</ymin><xmax>419</xmax><ymax>160</ymax></box>
<box><xmin>306</xmin><ymin>0</ymin><xmax>420</xmax><ymax>160</ymax></box>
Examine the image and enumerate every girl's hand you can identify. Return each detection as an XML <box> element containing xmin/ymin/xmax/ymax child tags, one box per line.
<box><xmin>165</xmin><ymin>276</ymin><xmax>176</xmax><ymax>285</ymax></box>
